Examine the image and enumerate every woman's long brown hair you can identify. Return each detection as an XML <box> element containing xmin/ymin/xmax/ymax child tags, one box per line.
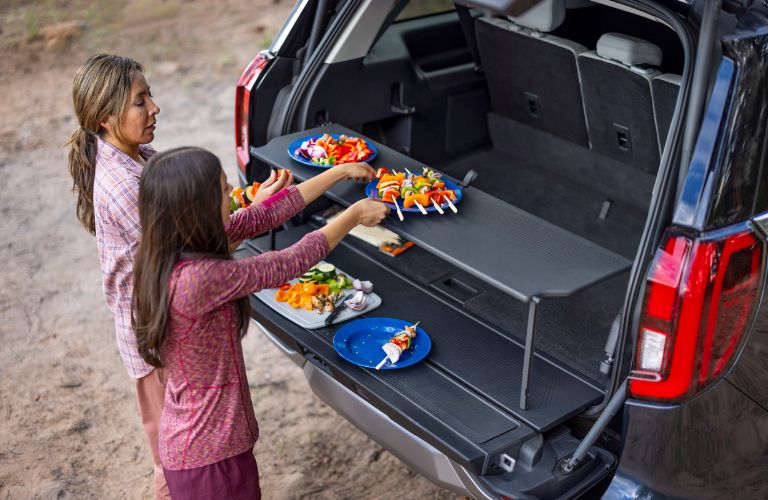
<box><xmin>67</xmin><ymin>54</ymin><xmax>143</xmax><ymax>234</ymax></box>
<box><xmin>132</xmin><ymin>147</ymin><xmax>249</xmax><ymax>367</ymax></box>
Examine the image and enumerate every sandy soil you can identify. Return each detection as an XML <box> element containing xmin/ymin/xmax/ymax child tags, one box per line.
<box><xmin>0</xmin><ymin>2</ymin><xmax>462</xmax><ymax>498</ymax></box>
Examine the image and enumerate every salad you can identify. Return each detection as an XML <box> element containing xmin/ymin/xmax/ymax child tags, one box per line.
<box><xmin>294</xmin><ymin>134</ymin><xmax>373</xmax><ymax>166</ymax></box>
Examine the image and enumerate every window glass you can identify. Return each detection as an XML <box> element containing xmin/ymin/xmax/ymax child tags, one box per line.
<box><xmin>396</xmin><ymin>0</ymin><xmax>454</xmax><ymax>21</ymax></box>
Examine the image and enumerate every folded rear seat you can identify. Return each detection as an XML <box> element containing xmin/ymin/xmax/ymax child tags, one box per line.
<box><xmin>652</xmin><ymin>73</ymin><xmax>681</xmax><ymax>152</ymax></box>
<box><xmin>476</xmin><ymin>0</ymin><xmax>590</xmax><ymax>147</ymax></box>
<box><xmin>578</xmin><ymin>33</ymin><xmax>663</xmax><ymax>174</ymax></box>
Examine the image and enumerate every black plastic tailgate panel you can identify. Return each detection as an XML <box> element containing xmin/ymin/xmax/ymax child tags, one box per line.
<box><xmin>251</xmin><ymin>124</ymin><xmax>631</xmax><ymax>302</ymax></box>
<box><xmin>239</xmin><ymin>226</ymin><xmax>603</xmax><ymax>437</ymax></box>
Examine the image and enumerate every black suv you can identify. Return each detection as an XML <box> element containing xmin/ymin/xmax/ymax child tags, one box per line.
<box><xmin>232</xmin><ymin>0</ymin><xmax>768</xmax><ymax>498</ymax></box>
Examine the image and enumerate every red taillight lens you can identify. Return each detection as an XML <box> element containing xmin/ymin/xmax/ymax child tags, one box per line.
<box><xmin>235</xmin><ymin>52</ymin><xmax>270</xmax><ymax>173</ymax></box>
<box><xmin>629</xmin><ymin>229</ymin><xmax>763</xmax><ymax>402</ymax></box>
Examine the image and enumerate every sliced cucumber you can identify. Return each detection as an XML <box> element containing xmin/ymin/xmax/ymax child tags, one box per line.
<box><xmin>316</xmin><ymin>263</ymin><xmax>336</xmax><ymax>279</ymax></box>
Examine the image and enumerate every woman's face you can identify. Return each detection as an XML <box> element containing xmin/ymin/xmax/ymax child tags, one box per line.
<box><xmin>104</xmin><ymin>72</ymin><xmax>159</xmax><ymax>150</ymax></box>
<box><xmin>221</xmin><ymin>171</ymin><xmax>233</xmax><ymax>226</ymax></box>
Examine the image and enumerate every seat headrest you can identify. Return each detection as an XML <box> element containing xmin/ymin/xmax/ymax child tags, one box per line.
<box><xmin>508</xmin><ymin>0</ymin><xmax>565</xmax><ymax>32</ymax></box>
<box><xmin>596</xmin><ymin>33</ymin><xmax>662</xmax><ymax>67</ymax></box>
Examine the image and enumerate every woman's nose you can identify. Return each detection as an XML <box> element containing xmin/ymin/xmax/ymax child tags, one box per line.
<box><xmin>149</xmin><ymin>98</ymin><xmax>160</xmax><ymax>116</ymax></box>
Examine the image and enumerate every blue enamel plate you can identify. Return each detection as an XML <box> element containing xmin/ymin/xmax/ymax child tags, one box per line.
<box><xmin>365</xmin><ymin>176</ymin><xmax>462</xmax><ymax>213</ymax></box>
<box><xmin>333</xmin><ymin>317</ymin><xmax>432</xmax><ymax>370</ymax></box>
<box><xmin>287</xmin><ymin>134</ymin><xmax>378</xmax><ymax>168</ymax></box>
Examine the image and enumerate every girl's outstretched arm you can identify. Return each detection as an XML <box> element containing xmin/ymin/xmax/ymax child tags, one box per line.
<box><xmin>295</xmin><ymin>162</ymin><xmax>374</xmax><ymax>205</ymax></box>
<box><xmin>225</xmin><ymin>162</ymin><xmax>375</xmax><ymax>242</ymax></box>
<box><xmin>172</xmin><ymin>199</ymin><xmax>388</xmax><ymax>317</ymax></box>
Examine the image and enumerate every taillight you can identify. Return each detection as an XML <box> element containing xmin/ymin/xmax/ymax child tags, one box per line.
<box><xmin>629</xmin><ymin>228</ymin><xmax>763</xmax><ymax>402</ymax></box>
<box><xmin>235</xmin><ymin>51</ymin><xmax>270</xmax><ymax>173</ymax></box>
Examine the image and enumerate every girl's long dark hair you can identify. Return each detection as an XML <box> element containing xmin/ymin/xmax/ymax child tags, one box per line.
<box><xmin>132</xmin><ymin>147</ymin><xmax>248</xmax><ymax>367</ymax></box>
<box><xmin>67</xmin><ymin>54</ymin><xmax>143</xmax><ymax>234</ymax></box>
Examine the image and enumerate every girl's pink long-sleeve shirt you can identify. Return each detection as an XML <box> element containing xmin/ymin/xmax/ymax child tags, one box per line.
<box><xmin>159</xmin><ymin>186</ymin><xmax>329</xmax><ymax>470</ymax></box>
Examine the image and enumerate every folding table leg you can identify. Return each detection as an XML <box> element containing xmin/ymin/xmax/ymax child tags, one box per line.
<box><xmin>520</xmin><ymin>297</ymin><xmax>540</xmax><ymax>410</ymax></box>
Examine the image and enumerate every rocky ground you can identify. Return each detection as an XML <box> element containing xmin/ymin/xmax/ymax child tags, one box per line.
<box><xmin>0</xmin><ymin>1</ymin><xmax>462</xmax><ymax>498</ymax></box>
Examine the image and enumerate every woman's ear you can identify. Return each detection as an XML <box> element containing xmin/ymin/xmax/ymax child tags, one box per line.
<box><xmin>99</xmin><ymin>116</ymin><xmax>113</xmax><ymax>135</ymax></box>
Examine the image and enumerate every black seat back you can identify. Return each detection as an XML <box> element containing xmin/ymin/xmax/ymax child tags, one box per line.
<box><xmin>476</xmin><ymin>11</ymin><xmax>589</xmax><ymax>147</ymax></box>
<box><xmin>578</xmin><ymin>33</ymin><xmax>663</xmax><ymax>174</ymax></box>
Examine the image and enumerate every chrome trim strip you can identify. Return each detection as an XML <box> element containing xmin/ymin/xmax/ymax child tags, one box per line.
<box><xmin>303</xmin><ymin>362</ymin><xmax>496</xmax><ymax>498</ymax></box>
<box><xmin>250</xmin><ymin>319</ymin><xmax>306</xmax><ymax>367</ymax></box>
<box><xmin>752</xmin><ymin>213</ymin><xmax>768</xmax><ymax>239</ymax></box>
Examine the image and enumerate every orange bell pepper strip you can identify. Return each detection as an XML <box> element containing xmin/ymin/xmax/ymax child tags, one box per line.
<box><xmin>316</xmin><ymin>284</ymin><xmax>330</xmax><ymax>296</ymax></box>
<box><xmin>382</xmin><ymin>190</ymin><xmax>400</xmax><ymax>203</ymax></box>
<box><xmin>302</xmin><ymin>282</ymin><xmax>317</xmax><ymax>295</ymax></box>
<box><xmin>403</xmin><ymin>193</ymin><xmax>429</xmax><ymax>209</ymax></box>
<box><xmin>275</xmin><ymin>290</ymin><xmax>289</xmax><ymax>302</ymax></box>
<box><xmin>300</xmin><ymin>294</ymin><xmax>314</xmax><ymax>311</ymax></box>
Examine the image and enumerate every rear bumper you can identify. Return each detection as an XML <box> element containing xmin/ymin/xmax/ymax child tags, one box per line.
<box><xmin>253</xmin><ymin>318</ymin><xmax>495</xmax><ymax>499</ymax></box>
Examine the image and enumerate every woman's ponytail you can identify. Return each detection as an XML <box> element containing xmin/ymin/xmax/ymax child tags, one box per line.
<box><xmin>67</xmin><ymin>54</ymin><xmax>143</xmax><ymax>235</ymax></box>
<box><xmin>67</xmin><ymin>126</ymin><xmax>98</xmax><ymax>234</ymax></box>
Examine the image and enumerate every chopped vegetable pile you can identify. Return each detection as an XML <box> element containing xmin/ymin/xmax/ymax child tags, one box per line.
<box><xmin>275</xmin><ymin>263</ymin><xmax>353</xmax><ymax>313</ymax></box>
<box><xmin>295</xmin><ymin>134</ymin><xmax>373</xmax><ymax>166</ymax></box>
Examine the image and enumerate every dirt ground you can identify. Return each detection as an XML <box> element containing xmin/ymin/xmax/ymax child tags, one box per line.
<box><xmin>0</xmin><ymin>1</ymin><xmax>462</xmax><ymax>498</ymax></box>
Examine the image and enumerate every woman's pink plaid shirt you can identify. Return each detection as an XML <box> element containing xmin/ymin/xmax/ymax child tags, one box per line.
<box><xmin>93</xmin><ymin>138</ymin><xmax>156</xmax><ymax>378</ymax></box>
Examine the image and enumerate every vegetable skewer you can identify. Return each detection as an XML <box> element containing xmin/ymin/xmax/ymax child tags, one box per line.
<box><xmin>431</xmin><ymin>198</ymin><xmax>445</xmax><ymax>214</ymax></box>
<box><xmin>445</xmin><ymin>196</ymin><xmax>458</xmax><ymax>213</ymax></box>
<box><xmin>392</xmin><ymin>197</ymin><xmax>404</xmax><ymax>222</ymax></box>
<box><xmin>375</xmin><ymin>323</ymin><xmax>419</xmax><ymax>370</ymax></box>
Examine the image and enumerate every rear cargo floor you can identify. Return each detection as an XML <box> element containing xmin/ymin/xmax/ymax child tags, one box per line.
<box><xmin>244</xmin><ymin>225</ymin><xmax>604</xmax><ymax>435</ymax></box>
<box><xmin>441</xmin><ymin>114</ymin><xmax>654</xmax><ymax>260</ymax></box>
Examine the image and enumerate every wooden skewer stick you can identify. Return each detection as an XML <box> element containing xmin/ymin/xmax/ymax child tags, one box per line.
<box><xmin>375</xmin><ymin>356</ymin><xmax>389</xmax><ymax>370</ymax></box>
<box><xmin>404</xmin><ymin>168</ymin><xmax>414</xmax><ymax>177</ymax></box>
<box><xmin>431</xmin><ymin>198</ymin><xmax>444</xmax><ymax>214</ymax></box>
<box><xmin>414</xmin><ymin>201</ymin><xmax>428</xmax><ymax>215</ymax></box>
<box><xmin>392</xmin><ymin>197</ymin><xmax>404</xmax><ymax>221</ymax></box>
<box><xmin>445</xmin><ymin>196</ymin><xmax>458</xmax><ymax>214</ymax></box>
<box><xmin>391</xmin><ymin>169</ymin><xmax>399</xmax><ymax>175</ymax></box>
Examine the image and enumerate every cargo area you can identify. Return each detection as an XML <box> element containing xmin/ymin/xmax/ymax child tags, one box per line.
<box><xmin>242</xmin><ymin>0</ymin><xmax>685</xmax><ymax>492</ymax></box>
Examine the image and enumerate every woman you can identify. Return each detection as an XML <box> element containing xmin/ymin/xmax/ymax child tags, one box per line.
<box><xmin>133</xmin><ymin>147</ymin><xmax>388</xmax><ymax>498</ymax></box>
<box><xmin>66</xmin><ymin>54</ymin><xmax>374</xmax><ymax>498</ymax></box>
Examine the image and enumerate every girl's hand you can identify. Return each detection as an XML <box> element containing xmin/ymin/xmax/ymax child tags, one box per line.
<box><xmin>350</xmin><ymin>198</ymin><xmax>390</xmax><ymax>227</ymax></box>
<box><xmin>338</xmin><ymin>162</ymin><xmax>375</xmax><ymax>182</ymax></box>
<box><xmin>253</xmin><ymin>169</ymin><xmax>294</xmax><ymax>204</ymax></box>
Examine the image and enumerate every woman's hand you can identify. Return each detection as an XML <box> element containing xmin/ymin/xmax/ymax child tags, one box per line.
<box><xmin>337</xmin><ymin>162</ymin><xmax>376</xmax><ymax>182</ymax></box>
<box><xmin>253</xmin><ymin>169</ymin><xmax>294</xmax><ymax>204</ymax></box>
<box><xmin>349</xmin><ymin>198</ymin><xmax>390</xmax><ymax>227</ymax></box>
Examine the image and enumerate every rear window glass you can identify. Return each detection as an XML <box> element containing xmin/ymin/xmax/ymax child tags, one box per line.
<box><xmin>396</xmin><ymin>0</ymin><xmax>454</xmax><ymax>21</ymax></box>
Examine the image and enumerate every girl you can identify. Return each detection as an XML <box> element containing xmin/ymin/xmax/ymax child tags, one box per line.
<box><xmin>132</xmin><ymin>147</ymin><xmax>388</xmax><ymax>498</ymax></box>
<box><xmin>66</xmin><ymin>54</ymin><xmax>372</xmax><ymax>498</ymax></box>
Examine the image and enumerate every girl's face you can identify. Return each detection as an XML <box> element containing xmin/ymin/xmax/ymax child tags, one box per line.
<box><xmin>221</xmin><ymin>171</ymin><xmax>233</xmax><ymax>225</ymax></box>
<box><xmin>103</xmin><ymin>72</ymin><xmax>159</xmax><ymax>152</ymax></box>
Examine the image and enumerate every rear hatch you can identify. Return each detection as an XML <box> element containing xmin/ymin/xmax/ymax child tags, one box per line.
<box><xmin>241</xmin><ymin>126</ymin><xmax>624</xmax><ymax>495</ymax></box>
<box><xmin>236</xmin><ymin>0</ymin><xmax>693</xmax><ymax>497</ymax></box>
